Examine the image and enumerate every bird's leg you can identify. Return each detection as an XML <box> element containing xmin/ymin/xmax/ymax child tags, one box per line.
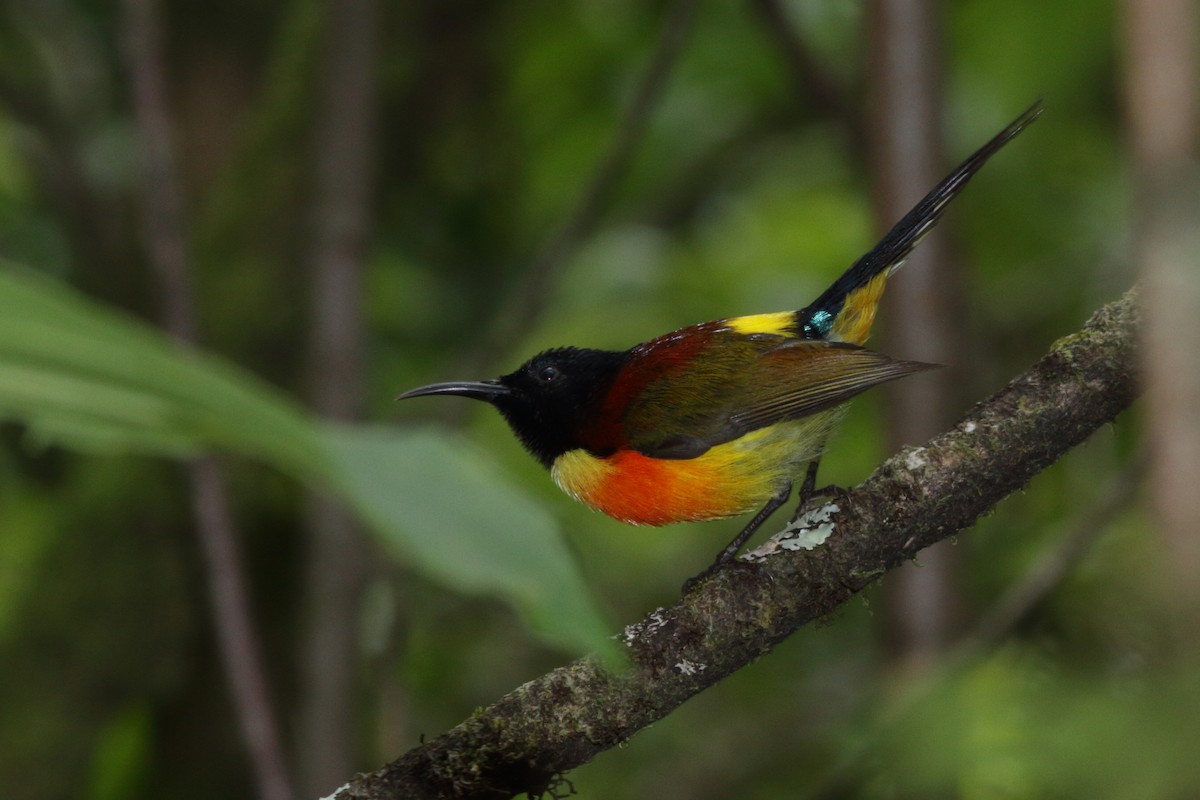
<box><xmin>799</xmin><ymin>459</ymin><xmax>821</xmax><ymax>500</ymax></box>
<box><xmin>683</xmin><ymin>483</ymin><xmax>792</xmax><ymax>593</ymax></box>
<box><xmin>716</xmin><ymin>483</ymin><xmax>792</xmax><ymax>564</ymax></box>
<box><xmin>789</xmin><ymin>458</ymin><xmax>849</xmax><ymax>522</ymax></box>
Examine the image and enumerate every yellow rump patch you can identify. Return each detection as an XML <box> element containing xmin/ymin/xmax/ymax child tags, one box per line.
<box><xmin>724</xmin><ymin>311</ymin><xmax>796</xmax><ymax>337</ymax></box>
<box><xmin>830</xmin><ymin>271</ymin><xmax>889</xmax><ymax>345</ymax></box>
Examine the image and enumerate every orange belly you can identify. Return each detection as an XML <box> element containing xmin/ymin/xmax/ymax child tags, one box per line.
<box><xmin>550</xmin><ymin>413</ymin><xmax>841</xmax><ymax>525</ymax></box>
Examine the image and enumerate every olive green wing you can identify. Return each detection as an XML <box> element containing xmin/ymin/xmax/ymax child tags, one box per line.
<box><xmin>624</xmin><ymin>338</ymin><xmax>937</xmax><ymax>459</ymax></box>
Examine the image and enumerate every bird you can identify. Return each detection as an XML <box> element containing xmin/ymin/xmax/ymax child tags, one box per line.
<box><xmin>399</xmin><ymin>102</ymin><xmax>1041</xmax><ymax>580</ymax></box>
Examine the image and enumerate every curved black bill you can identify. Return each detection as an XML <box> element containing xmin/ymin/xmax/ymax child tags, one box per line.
<box><xmin>395</xmin><ymin>379</ymin><xmax>510</xmax><ymax>402</ymax></box>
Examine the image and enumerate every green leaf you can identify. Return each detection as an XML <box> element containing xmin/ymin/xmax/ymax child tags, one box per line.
<box><xmin>0</xmin><ymin>264</ymin><xmax>323</xmax><ymax>474</ymax></box>
<box><xmin>321</xmin><ymin>424</ymin><xmax>616</xmax><ymax>659</ymax></box>
<box><xmin>0</xmin><ymin>265</ymin><xmax>613</xmax><ymax>656</ymax></box>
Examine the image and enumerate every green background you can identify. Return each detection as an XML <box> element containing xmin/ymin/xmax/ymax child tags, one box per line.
<box><xmin>1</xmin><ymin>1</ymin><xmax>1185</xmax><ymax>798</ymax></box>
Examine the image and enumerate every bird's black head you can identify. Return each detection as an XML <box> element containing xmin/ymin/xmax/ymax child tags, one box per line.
<box><xmin>398</xmin><ymin>346</ymin><xmax>629</xmax><ymax>468</ymax></box>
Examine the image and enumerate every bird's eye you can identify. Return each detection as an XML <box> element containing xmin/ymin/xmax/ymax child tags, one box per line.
<box><xmin>537</xmin><ymin>365</ymin><xmax>561</xmax><ymax>383</ymax></box>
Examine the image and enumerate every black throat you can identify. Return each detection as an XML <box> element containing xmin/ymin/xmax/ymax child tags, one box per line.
<box><xmin>490</xmin><ymin>346</ymin><xmax>629</xmax><ymax>468</ymax></box>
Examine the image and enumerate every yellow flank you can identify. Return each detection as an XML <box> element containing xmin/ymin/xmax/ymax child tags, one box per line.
<box><xmin>551</xmin><ymin>409</ymin><xmax>848</xmax><ymax>525</ymax></box>
<box><xmin>551</xmin><ymin>448</ymin><xmax>616</xmax><ymax>503</ymax></box>
<box><xmin>831</xmin><ymin>270</ymin><xmax>889</xmax><ymax>344</ymax></box>
<box><xmin>724</xmin><ymin>311</ymin><xmax>796</xmax><ymax>337</ymax></box>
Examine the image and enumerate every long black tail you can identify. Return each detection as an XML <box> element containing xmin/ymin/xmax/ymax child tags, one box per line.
<box><xmin>796</xmin><ymin>101</ymin><xmax>1043</xmax><ymax>340</ymax></box>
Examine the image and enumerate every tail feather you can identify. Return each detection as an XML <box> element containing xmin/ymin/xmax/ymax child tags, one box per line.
<box><xmin>797</xmin><ymin>101</ymin><xmax>1043</xmax><ymax>342</ymax></box>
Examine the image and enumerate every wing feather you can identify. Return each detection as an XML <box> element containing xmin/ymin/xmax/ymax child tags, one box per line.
<box><xmin>728</xmin><ymin>344</ymin><xmax>937</xmax><ymax>432</ymax></box>
<box><xmin>624</xmin><ymin>337</ymin><xmax>937</xmax><ymax>459</ymax></box>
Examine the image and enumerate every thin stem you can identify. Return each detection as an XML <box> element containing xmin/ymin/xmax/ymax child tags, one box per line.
<box><xmin>866</xmin><ymin>0</ymin><xmax>963</xmax><ymax>664</ymax></box>
<box><xmin>1122</xmin><ymin>0</ymin><xmax>1200</xmax><ymax>623</ymax></box>
<box><xmin>297</xmin><ymin>0</ymin><xmax>379</xmax><ymax>794</ymax></box>
<box><xmin>747</xmin><ymin>0</ymin><xmax>864</xmax><ymax>152</ymax></box>
<box><xmin>451</xmin><ymin>0</ymin><xmax>701</xmax><ymax>388</ymax></box>
<box><xmin>120</xmin><ymin>1</ymin><xmax>294</xmax><ymax>798</ymax></box>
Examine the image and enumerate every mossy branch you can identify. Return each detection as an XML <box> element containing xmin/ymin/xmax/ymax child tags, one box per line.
<box><xmin>335</xmin><ymin>288</ymin><xmax>1140</xmax><ymax>800</ymax></box>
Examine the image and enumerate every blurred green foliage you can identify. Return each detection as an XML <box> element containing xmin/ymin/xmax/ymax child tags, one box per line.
<box><xmin>0</xmin><ymin>265</ymin><xmax>611</xmax><ymax>653</ymax></box>
<box><xmin>0</xmin><ymin>0</ymin><xmax>1184</xmax><ymax>798</ymax></box>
